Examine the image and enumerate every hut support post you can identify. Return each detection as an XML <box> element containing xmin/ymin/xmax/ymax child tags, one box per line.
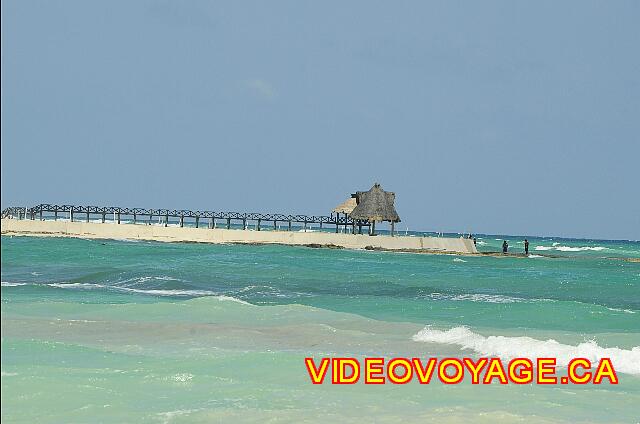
<box><xmin>335</xmin><ymin>213</ymin><xmax>339</xmax><ymax>233</ymax></box>
<box><xmin>165</xmin><ymin>214</ymin><xmax>169</xmax><ymax>227</ymax></box>
<box><xmin>148</xmin><ymin>214</ymin><xmax>152</xmax><ymax>225</ymax></box>
<box><xmin>180</xmin><ymin>216</ymin><xmax>184</xmax><ymax>227</ymax></box>
<box><xmin>86</xmin><ymin>212</ymin><xmax>89</xmax><ymax>223</ymax></box>
<box><xmin>288</xmin><ymin>221</ymin><xmax>292</xmax><ymax>231</ymax></box>
<box><xmin>133</xmin><ymin>213</ymin><xmax>137</xmax><ymax>224</ymax></box>
<box><xmin>71</xmin><ymin>211</ymin><xmax>74</xmax><ymax>222</ymax></box>
<box><xmin>117</xmin><ymin>213</ymin><xmax>120</xmax><ymax>224</ymax></box>
<box><xmin>211</xmin><ymin>217</ymin><xmax>215</xmax><ymax>229</ymax></box>
<box><xmin>55</xmin><ymin>211</ymin><xmax>58</xmax><ymax>221</ymax></box>
<box><xmin>227</xmin><ymin>218</ymin><xmax>231</xmax><ymax>229</ymax></box>
<box><xmin>273</xmin><ymin>220</ymin><xmax>277</xmax><ymax>231</ymax></box>
<box><xmin>40</xmin><ymin>209</ymin><xmax>43</xmax><ymax>221</ymax></box>
<box><xmin>242</xmin><ymin>218</ymin><xmax>246</xmax><ymax>230</ymax></box>
<box><xmin>257</xmin><ymin>219</ymin><xmax>261</xmax><ymax>231</ymax></box>
<box><xmin>391</xmin><ymin>221</ymin><xmax>395</xmax><ymax>237</ymax></box>
<box><xmin>195</xmin><ymin>217</ymin><xmax>199</xmax><ymax>228</ymax></box>
<box><xmin>101</xmin><ymin>212</ymin><xmax>105</xmax><ymax>223</ymax></box>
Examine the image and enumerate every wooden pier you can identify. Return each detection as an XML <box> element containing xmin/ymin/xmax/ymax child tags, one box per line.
<box><xmin>1</xmin><ymin>204</ymin><xmax>373</xmax><ymax>234</ymax></box>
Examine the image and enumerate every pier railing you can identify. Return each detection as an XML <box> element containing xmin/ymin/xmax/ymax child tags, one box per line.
<box><xmin>1</xmin><ymin>204</ymin><xmax>373</xmax><ymax>234</ymax></box>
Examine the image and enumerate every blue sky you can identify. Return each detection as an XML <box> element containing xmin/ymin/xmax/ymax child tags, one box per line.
<box><xmin>2</xmin><ymin>1</ymin><xmax>639</xmax><ymax>239</ymax></box>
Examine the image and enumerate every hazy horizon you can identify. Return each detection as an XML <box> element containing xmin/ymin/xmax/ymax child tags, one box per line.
<box><xmin>2</xmin><ymin>1</ymin><xmax>639</xmax><ymax>240</ymax></box>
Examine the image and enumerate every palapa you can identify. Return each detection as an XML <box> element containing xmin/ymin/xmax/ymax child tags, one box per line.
<box><xmin>350</xmin><ymin>183</ymin><xmax>400</xmax><ymax>223</ymax></box>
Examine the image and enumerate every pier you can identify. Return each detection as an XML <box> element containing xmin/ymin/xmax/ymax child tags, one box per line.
<box><xmin>1</xmin><ymin>203</ymin><xmax>372</xmax><ymax>233</ymax></box>
<box><xmin>0</xmin><ymin>204</ymin><xmax>477</xmax><ymax>254</ymax></box>
<box><xmin>0</xmin><ymin>185</ymin><xmax>478</xmax><ymax>254</ymax></box>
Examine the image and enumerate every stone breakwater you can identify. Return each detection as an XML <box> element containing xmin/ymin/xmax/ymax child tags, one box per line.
<box><xmin>1</xmin><ymin>219</ymin><xmax>478</xmax><ymax>254</ymax></box>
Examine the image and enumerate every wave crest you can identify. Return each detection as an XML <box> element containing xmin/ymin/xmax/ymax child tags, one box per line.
<box><xmin>412</xmin><ymin>325</ymin><xmax>640</xmax><ymax>375</ymax></box>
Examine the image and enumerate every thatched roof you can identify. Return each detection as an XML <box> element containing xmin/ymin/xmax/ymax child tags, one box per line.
<box><xmin>333</xmin><ymin>198</ymin><xmax>357</xmax><ymax>214</ymax></box>
<box><xmin>350</xmin><ymin>183</ymin><xmax>401</xmax><ymax>223</ymax></box>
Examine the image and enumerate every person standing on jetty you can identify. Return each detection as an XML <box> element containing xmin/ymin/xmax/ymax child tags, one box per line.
<box><xmin>524</xmin><ymin>239</ymin><xmax>529</xmax><ymax>255</ymax></box>
<box><xmin>502</xmin><ymin>240</ymin><xmax>508</xmax><ymax>253</ymax></box>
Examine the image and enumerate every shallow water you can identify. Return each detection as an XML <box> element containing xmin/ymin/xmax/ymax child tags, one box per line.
<box><xmin>2</xmin><ymin>235</ymin><xmax>639</xmax><ymax>423</ymax></box>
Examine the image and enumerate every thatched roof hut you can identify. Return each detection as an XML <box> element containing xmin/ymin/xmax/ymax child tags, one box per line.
<box><xmin>350</xmin><ymin>183</ymin><xmax>400</xmax><ymax>223</ymax></box>
<box><xmin>332</xmin><ymin>198</ymin><xmax>357</xmax><ymax>215</ymax></box>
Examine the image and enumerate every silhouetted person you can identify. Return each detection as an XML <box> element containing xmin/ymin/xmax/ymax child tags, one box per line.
<box><xmin>524</xmin><ymin>239</ymin><xmax>529</xmax><ymax>255</ymax></box>
<box><xmin>502</xmin><ymin>240</ymin><xmax>508</xmax><ymax>253</ymax></box>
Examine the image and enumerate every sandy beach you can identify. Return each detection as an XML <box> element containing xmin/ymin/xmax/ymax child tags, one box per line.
<box><xmin>0</xmin><ymin>218</ymin><xmax>478</xmax><ymax>254</ymax></box>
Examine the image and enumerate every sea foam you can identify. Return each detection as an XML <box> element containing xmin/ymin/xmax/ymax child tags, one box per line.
<box><xmin>43</xmin><ymin>282</ymin><xmax>252</xmax><ymax>304</ymax></box>
<box><xmin>535</xmin><ymin>245</ymin><xmax>607</xmax><ymax>252</ymax></box>
<box><xmin>412</xmin><ymin>325</ymin><xmax>640</xmax><ymax>375</ymax></box>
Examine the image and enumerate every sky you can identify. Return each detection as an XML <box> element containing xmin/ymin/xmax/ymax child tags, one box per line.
<box><xmin>2</xmin><ymin>0</ymin><xmax>639</xmax><ymax>240</ymax></box>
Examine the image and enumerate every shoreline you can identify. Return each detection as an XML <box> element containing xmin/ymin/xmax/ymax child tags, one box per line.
<box><xmin>3</xmin><ymin>221</ymin><xmax>637</xmax><ymax>262</ymax></box>
<box><xmin>0</xmin><ymin>218</ymin><xmax>477</xmax><ymax>254</ymax></box>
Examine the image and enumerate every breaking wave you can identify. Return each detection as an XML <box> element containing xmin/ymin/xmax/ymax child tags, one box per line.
<box><xmin>425</xmin><ymin>293</ymin><xmax>539</xmax><ymax>304</ymax></box>
<box><xmin>535</xmin><ymin>245</ymin><xmax>607</xmax><ymax>252</ymax></box>
<box><xmin>412</xmin><ymin>326</ymin><xmax>640</xmax><ymax>375</ymax></box>
<box><xmin>5</xmin><ymin>282</ymin><xmax>251</xmax><ymax>304</ymax></box>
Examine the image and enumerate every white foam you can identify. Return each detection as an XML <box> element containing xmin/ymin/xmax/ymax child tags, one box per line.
<box><xmin>452</xmin><ymin>258</ymin><xmax>467</xmax><ymax>263</ymax></box>
<box><xmin>45</xmin><ymin>282</ymin><xmax>253</xmax><ymax>304</ymax></box>
<box><xmin>535</xmin><ymin>245</ymin><xmax>608</xmax><ymax>252</ymax></box>
<box><xmin>528</xmin><ymin>254</ymin><xmax>544</xmax><ymax>258</ymax></box>
<box><xmin>214</xmin><ymin>295</ymin><xmax>252</xmax><ymax>305</ymax></box>
<box><xmin>412</xmin><ymin>326</ymin><xmax>640</xmax><ymax>375</ymax></box>
<box><xmin>605</xmin><ymin>307</ymin><xmax>636</xmax><ymax>314</ymax></box>
<box><xmin>1</xmin><ymin>282</ymin><xmax>28</xmax><ymax>287</ymax></box>
<box><xmin>49</xmin><ymin>282</ymin><xmax>106</xmax><ymax>289</ymax></box>
<box><xmin>427</xmin><ymin>293</ymin><xmax>532</xmax><ymax>304</ymax></box>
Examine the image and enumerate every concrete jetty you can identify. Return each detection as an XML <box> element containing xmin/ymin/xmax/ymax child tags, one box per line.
<box><xmin>0</xmin><ymin>219</ymin><xmax>478</xmax><ymax>254</ymax></box>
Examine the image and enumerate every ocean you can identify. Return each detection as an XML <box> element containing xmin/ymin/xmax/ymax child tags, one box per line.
<box><xmin>1</xmin><ymin>234</ymin><xmax>639</xmax><ymax>423</ymax></box>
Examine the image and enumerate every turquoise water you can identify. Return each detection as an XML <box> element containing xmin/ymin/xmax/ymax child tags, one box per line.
<box><xmin>2</xmin><ymin>234</ymin><xmax>639</xmax><ymax>423</ymax></box>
